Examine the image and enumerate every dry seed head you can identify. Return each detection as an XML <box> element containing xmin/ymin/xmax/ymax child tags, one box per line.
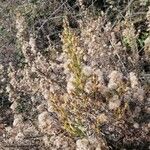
<box><xmin>129</xmin><ymin>72</ymin><xmax>139</xmax><ymax>89</ymax></box>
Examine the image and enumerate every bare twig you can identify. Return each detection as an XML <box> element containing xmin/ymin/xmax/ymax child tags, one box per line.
<box><xmin>37</xmin><ymin>0</ymin><xmax>68</xmax><ymax>32</ymax></box>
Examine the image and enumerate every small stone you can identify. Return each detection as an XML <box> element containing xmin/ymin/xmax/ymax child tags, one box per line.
<box><xmin>133</xmin><ymin>123</ymin><xmax>139</xmax><ymax>129</ymax></box>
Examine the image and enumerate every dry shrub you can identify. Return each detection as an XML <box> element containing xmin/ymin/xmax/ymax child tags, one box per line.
<box><xmin>0</xmin><ymin>0</ymin><xmax>149</xmax><ymax>149</ymax></box>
